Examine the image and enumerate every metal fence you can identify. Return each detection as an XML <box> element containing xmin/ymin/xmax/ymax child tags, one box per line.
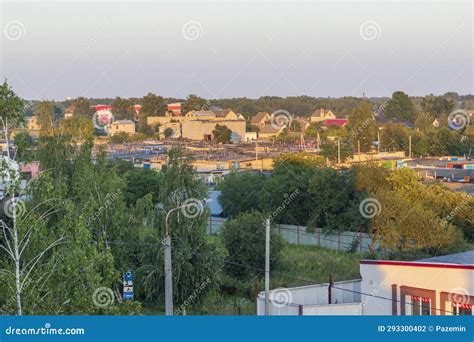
<box><xmin>207</xmin><ymin>218</ymin><xmax>373</xmax><ymax>252</ymax></box>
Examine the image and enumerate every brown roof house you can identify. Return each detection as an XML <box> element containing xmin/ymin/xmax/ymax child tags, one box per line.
<box><xmin>310</xmin><ymin>108</ymin><xmax>336</xmax><ymax>123</ymax></box>
<box><xmin>258</xmin><ymin>124</ymin><xmax>286</xmax><ymax>139</ymax></box>
<box><xmin>251</xmin><ymin>112</ymin><xmax>271</xmax><ymax>130</ymax></box>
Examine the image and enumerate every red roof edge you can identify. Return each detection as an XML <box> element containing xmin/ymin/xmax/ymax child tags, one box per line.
<box><xmin>360</xmin><ymin>259</ymin><xmax>474</xmax><ymax>270</ymax></box>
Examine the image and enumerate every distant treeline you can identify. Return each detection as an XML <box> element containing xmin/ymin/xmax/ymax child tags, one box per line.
<box><xmin>24</xmin><ymin>93</ymin><xmax>474</xmax><ymax>119</ymax></box>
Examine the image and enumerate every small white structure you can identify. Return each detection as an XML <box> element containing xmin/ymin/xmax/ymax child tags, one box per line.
<box><xmin>257</xmin><ymin>280</ymin><xmax>362</xmax><ymax>315</ymax></box>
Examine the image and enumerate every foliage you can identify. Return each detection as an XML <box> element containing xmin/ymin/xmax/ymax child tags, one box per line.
<box><xmin>217</xmin><ymin>171</ymin><xmax>266</xmax><ymax>217</ymax></box>
<box><xmin>307</xmin><ymin>168</ymin><xmax>366</xmax><ymax>233</ymax></box>
<box><xmin>13</xmin><ymin>132</ymin><xmax>35</xmax><ymax>162</ymax></box>
<box><xmin>380</xmin><ymin>123</ymin><xmax>408</xmax><ymax>152</ymax></box>
<box><xmin>221</xmin><ymin>212</ymin><xmax>284</xmax><ymax>280</ymax></box>
<box><xmin>110</xmin><ymin>132</ymin><xmax>130</xmax><ymax>144</ymax></box>
<box><xmin>384</xmin><ymin>91</ymin><xmax>417</xmax><ymax>123</ymax></box>
<box><xmin>348</xmin><ymin>101</ymin><xmax>377</xmax><ymax>152</ymax></box>
<box><xmin>112</xmin><ymin>97</ymin><xmax>135</xmax><ymax>120</ymax></box>
<box><xmin>35</xmin><ymin>101</ymin><xmax>56</xmax><ymax>137</ymax></box>
<box><xmin>182</xmin><ymin>94</ymin><xmax>209</xmax><ymax>114</ymax></box>
<box><xmin>420</xmin><ymin>95</ymin><xmax>454</xmax><ymax>118</ymax></box>
<box><xmin>59</xmin><ymin>116</ymin><xmax>94</xmax><ymax>142</ymax></box>
<box><xmin>212</xmin><ymin>124</ymin><xmax>232</xmax><ymax>144</ymax></box>
<box><xmin>72</xmin><ymin>97</ymin><xmax>93</xmax><ymax>117</ymax></box>
<box><xmin>140</xmin><ymin>93</ymin><xmax>166</xmax><ymax>117</ymax></box>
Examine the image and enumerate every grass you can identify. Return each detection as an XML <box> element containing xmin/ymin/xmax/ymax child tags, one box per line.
<box><xmin>271</xmin><ymin>244</ymin><xmax>362</xmax><ymax>289</ymax></box>
<box><xmin>199</xmin><ymin>243</ymin><xmax>362</xmax><ymax>315</ymax></box>
<box><xmin>141</xmin><ymin>243</ymin><xmax>362</xmax><ymax>315</ymax></box>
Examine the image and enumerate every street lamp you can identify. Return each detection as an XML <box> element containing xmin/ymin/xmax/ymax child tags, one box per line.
<box><xmin>157</xmin><ymin>199</ymin><xmax>209</xmax><ymax>316</ymax></box>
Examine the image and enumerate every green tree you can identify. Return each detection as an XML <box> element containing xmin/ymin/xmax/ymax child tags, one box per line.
<box><xmin>212</xmin><ymin>124</ymin><xmax>232</xmax><ymax>143</ymax></box>
<box><xmin>110</xmin><ymin>132</ymin><xmax>129</xmax><ymax>144</ymax></box>
<box><xmin>420</xmin><ymin>95</ymin><xmax>454</xmax><ymax>118</ymax></box>
<box><xmin>139</xmin><ymin>147</ymin><xmax>225</xmax><ymax>309</ymax></box>
<box><xmin>221</xmin><ymin>212</ymin><xmax>284</xmax><ymax>280</ymax></box>
<box><xmin>36</xmin><ymin>100</ymin><xmax>56</xmax><ymax>136</ymax></box>
<box><xmin>164</xmin><ymin>127</ymin><xmax>173</xmax><ymax>138</ymax></box>
<box><xmin>13</xmin><ymin>132</ymin><xmax>34</xmax><ymax>162</ymax></box>
<box><xmin>307</xmin><ymin>168</ymin><xmax>366</xmax><ymax>233</ymax></box>
<box><xmin>218</xmin><ymin>171</ymin><xmax>266</xmax><ymax>217</ymax></box>
<box><xmin>182</xmin><ymin>94</ymin><xmax>209</xmax><ymax>114</ymax></box>
<box><xmin>112</xmin><ymin>97</ymin><xmax>134</xmax><ymax>120</ymax></box>
<box><xmin>384</xmin><ymin>91</ymin><xmax>417</xmax><ymax>123</ymax></box>
<box><xmin>414</xmin><ymin>111</ymin><xmax>434</xmax><ymax>132</ymax></box>
<box><xmin>349</xmin><ymin>101</ymin><xmax>377</xmax><ymax>152</ymax></box>
<box><xmin>141</xmin><ymin>93</ymin><xmax>165</xmax><ymax>117</ymax></box>
<box><xmin>320</xmin><ymin>140</ymin><xmax>352</xmax><ymax>163</ymax></box>
<box><xmin>60</xmin><ymin>116</ymin><xmax>94</xmax><ymax>141</ymax></box>
<box><xmin>72</xmin><ymin>97</ymin><xmax>93</xmax><ymax>117</ymax></box>
<box><xmin>380</xmin><ymin>123</ymin><xmax>408</xmax><ymax>152</ymax></box>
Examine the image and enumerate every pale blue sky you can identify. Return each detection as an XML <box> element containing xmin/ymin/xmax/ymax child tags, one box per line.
<box><xmin>0</xmin><ymin>0</ymin><xmax>472</xmax><ymax>100</ymax></box>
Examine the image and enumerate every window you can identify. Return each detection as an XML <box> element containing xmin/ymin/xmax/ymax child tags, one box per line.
<box><xmin>408</xmin><ymin>296</ymin><xmax>431</xmax><ymax>316</ymax></box>
<box><xmin>452</xmin><ymin>303</ymin><xmax>472</xmax><ymax>316</ymax></box>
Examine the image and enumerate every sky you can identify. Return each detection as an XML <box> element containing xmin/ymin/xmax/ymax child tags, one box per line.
<box><xmin>0</xmin><ymin>0</ymin><xmax>473</xmax><ymax>100</ymax></box>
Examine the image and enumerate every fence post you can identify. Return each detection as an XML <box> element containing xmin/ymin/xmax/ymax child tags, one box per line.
<box><xmin>359</xmin><ymin>234</ymin><xmax>363</xmax><ymax>253</ymax></box>
<box><xmin>337</xmin><ymin>232</ymin><xmax>340</xmax><ymax>251</ymax></box>
<box><xmin>209</xmin><ymin>217</ymin><xmax>212</xmax><ymax>235</ymax></box>
<box><xmin>317</xmin><ymin>228</ymin><xmax>321</xmax><ymax>247</ymax></box>
<box><xmin>297</xmin><ymin>226</ymin><xmax>300</xmax><ymax>245</ymax></box>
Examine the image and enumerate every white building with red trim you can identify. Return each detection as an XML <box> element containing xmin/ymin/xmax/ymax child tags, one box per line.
<box><xmin>257</xmin><ymin>250</ymin><xmax>473</xmax><ymax>316</ymax></box>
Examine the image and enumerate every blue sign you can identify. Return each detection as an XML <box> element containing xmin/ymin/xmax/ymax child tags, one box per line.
<box><xmin>123</xmin><ymin>271</ymin><xmax>134</xmax><ymax>300</ymax></box>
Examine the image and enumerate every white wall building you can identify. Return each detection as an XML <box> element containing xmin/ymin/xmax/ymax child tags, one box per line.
<box><xmin>257</xmin><ymin>250</ymin><xmax>474</xmax><ymax>316</ymax></box>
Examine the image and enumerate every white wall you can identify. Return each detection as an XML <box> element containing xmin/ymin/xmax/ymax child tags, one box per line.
<box><xmin>256</xmin><ymin>280</ymin><xmax>361</xmax><ymax>316</ymax></box>
<box><xmin>360</xmin><ymin>262</ymin><xmax>474</xmax><ymax>315</ymax></box>
<box><xmin>302</xmin><ymin>303</ymin><xmax>362</xmax><ymax>315</ymax></box>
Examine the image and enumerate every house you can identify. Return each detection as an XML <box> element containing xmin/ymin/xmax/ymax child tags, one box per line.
<box><xmin>181</xmin><ymin>119</ymin><xmax>246</xmax><ymax>143</ymax></box>
<box><xmin>310</xmin><ymin>108</ymin><xmax>336</xmax><ymax>123</ymax></box>
<box><xmin>167</xmin><ymin>103</ymin><xmax>182</xmax><ymax>116</ymax></box>
<box><xmin>295</xmin><ymin>118</ymin><xmax>310</xmax><ymax>132</ymax></box>
<box><xmin>185</xmin><ymin>110</ymin><xmax>219</xmax><ymax>121</ymax></box>
<box><xmin>214</xmin><ymin>109</ymin><xmax>245</xmax><ymax>120</ymax></box>
<box><xmin>251</xmin><ymin>112</ymin><xmax>271</xmax><ymax>130</ymax></box>
<box><xmin>322</xmin><ymin>119</ymin><xmax>348</xmax><ymax>128</ymax></box>
<box><xmin>258</xmin><ymin>250</ymin><xmax>474</xmax><ymax>316</ymax></box>
<box><xmin>110</xmin><ymin>120</ymin><xmax>136</xmax><ymax>136</ymax></box>
<box><xmin>245</xmin><ymin>132</ymin><xmax>258</xmax><ymax>142</ymax></box>
<box><xmin>25</xmin><ymin>116</ymin><xmax>41</xmax><ymax>131</ymax></box>
<box><xmin>258</xmin><ymin>124</ymin><xmax>286</xmax><ymax>139</ymax></box>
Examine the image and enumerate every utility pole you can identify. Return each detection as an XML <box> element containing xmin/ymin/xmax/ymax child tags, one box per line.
<box><xmin>161</xmin><ymin>200</ymin><xmax>207</xmax><ymax>316</ymax></box>
<box><xmin>163</xmin><ymin>210</ymin><xmax>174</xmax><ymax>316</ymax></box>
<box><xmin>377</xmin><ymin>130</ymin><xmax>381</xmax><ymax>154</ymax></box>
<box><xmin>408</xmin><ymin>135</ymin><xmax>412</xmax><ymax>158</ymax></box>
<box><xmin>357</xmin><ymin>140</ymin><xmax>361</xmax><ymax>161</ymax></box>
<box><xmin>337</xmin><ymin>138</ymin><xmax>341</xmax><ymax>164</ymax></box>
<box><xmin>264</xmin><ymin>218</ymin><xmax>270</xmax><ymax>315</ymax></box>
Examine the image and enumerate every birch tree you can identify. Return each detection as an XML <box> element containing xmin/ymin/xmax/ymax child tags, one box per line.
<box><xmin>0</xmin><ymin>80</ymin><xmax>66</xmax><ymax>315</ymax></box>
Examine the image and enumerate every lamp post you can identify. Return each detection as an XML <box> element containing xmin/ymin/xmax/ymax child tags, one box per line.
<box><xmin>158</xmin><ymin>199</ymin><xmax>208</xmax><ymax>316</ymax></box>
